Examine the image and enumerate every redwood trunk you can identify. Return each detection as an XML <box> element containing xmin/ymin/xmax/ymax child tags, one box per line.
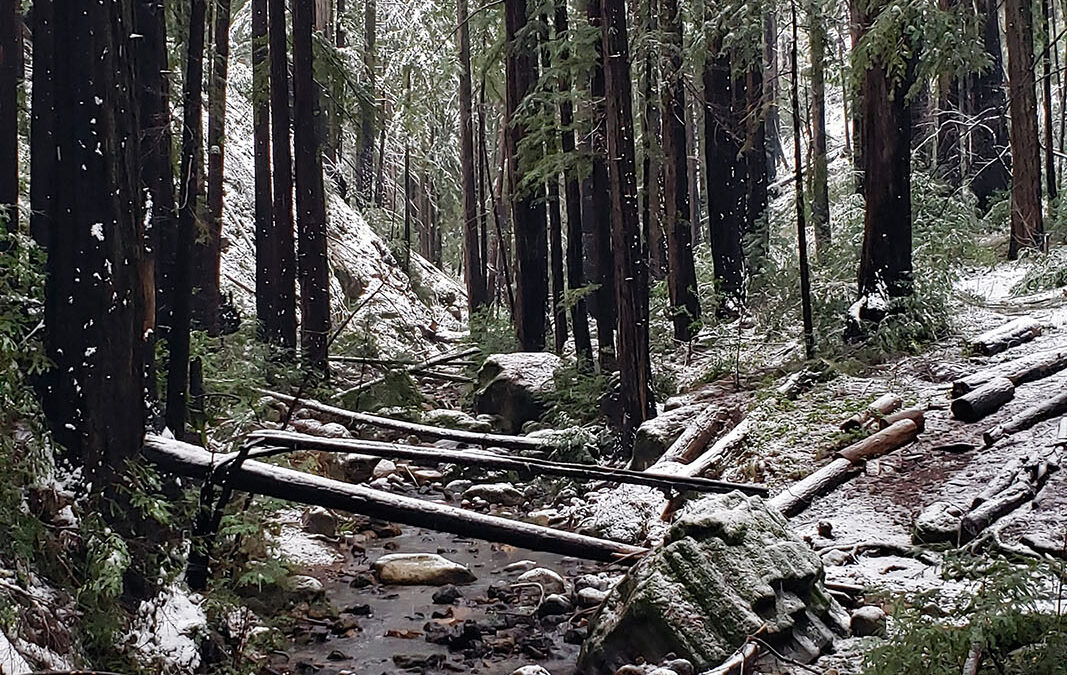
<box><xmin>457</xmin><ymin>0</ymin><xmax>487</xmax><ymax>314</ymax></box>
<box><xmin>0</xmin><ymin>0</ymin><xmax>17</xmax><ymax>231</ymax></box>
<box><xmin>356</xmin><ymin>0</ymin><xmax>376</xmax><ymax>205</ymax></box>
<box><xmin>1005</xmin><ymin>0</ymin><xmax>1044</xmax><ymax>258</ymax></box>
<box><xmin>252</xmin><ymin>0</ymin><xmax>274</xmax><ymax>342</ymax></box>
<box><xmin>268</xmin><ymin>0</ymin><xmax>297</xmax><ymax>351</ymax></box>
<box><xmin>965</xmin><ymin>0</ymin><xmax>1012</xmax><ymax>209</ymax></box>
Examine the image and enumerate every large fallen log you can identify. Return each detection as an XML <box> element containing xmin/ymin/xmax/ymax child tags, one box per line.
<box><xmin>657</xmin><ymin>405</ymin><xmax>733</xmax><ymax>466</ymax></box>
<box><xmin>967</xmin><ymin>317</ymin><xmax>1042</xmax><ymax>356</ymax></box>
<box><xmin>770</xmin><ymin>419</ymin><xmax>920</xmax><ymax>518</ymax></box>
<box><xmin>879</xmin><ymin>407</ymin><xmax>927</xmax><ymax>432</ymax></box>
<box><xmin>959</xmin><ymin>451</ymin><xmax>1059</xmax><ymax>543</ymax></box>
<box><xmin>951</xmin><ymin>347</ymin><xmax>1067</xmax><ymax>396</ymax></box>
<box><xmin>950</xmin><ymin>377</ymin><xmax>1015</xmax><ymax>422</ymax></box>
<box><xmin>676</xmin><ymin>415</ymin><xmax>755</xmax><ymax>478</ymax></box>
<box><xmin>258</xmin><ymin>389</ymin><xmax>548</xmax><ymax>452</ymax></box>
<box><xmin>246</xmin><ymin>430</ymin><xmax>769</xmax><ymax>496</ymax></box>
<box><xmin>983</xmin><ymin>389</ymin><xmax>1067</xmax><ymax>446</ymax></box>
<box><xmin>840</xmin><ymin>393</ymin><xmax>903</xmax><ymax>431</ymax></box>
<box><xmin>143</xmin><ymin>435</ymin><xmax>648</xmax><ymax>563</ymax></box>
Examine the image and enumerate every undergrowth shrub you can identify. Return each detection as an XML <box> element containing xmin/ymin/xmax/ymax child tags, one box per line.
<box><xmin>1011</xmin><ymin>247</ymin><xmax>1067</xmax><ymax>296</ymax></box>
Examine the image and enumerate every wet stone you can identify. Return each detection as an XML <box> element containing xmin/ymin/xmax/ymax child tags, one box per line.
<box><xmin>515</xmin><ymin>568</ymin><xmax>566</xmax><ymax>595</ymax></box>
<box><xmin>432</xmin><ymin>584</ymin><xmax>463</xmax><ymax>604</ymax></box>
<box><xmin>850</xmin><ymin>606</ymin><xmax>888</xmax><ymax>637</ymax></box>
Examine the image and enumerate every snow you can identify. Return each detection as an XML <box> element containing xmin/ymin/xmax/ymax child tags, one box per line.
<box><xmin>217</xmin><ymin>8</ymin><xmax>466</xmax><ymax>358</ymax></box>
<box><xmin>269</xmin><ymin>509</ymin><xmax>343</xmax><ymax>567</ymax></box>
<box><xmin>0</xmin><ymin>630</ymin><xmax>31</xmax><ymax>675</ymax></box>
<box><xmin>129</xmin><ymin>584</ymin><xmax>206</xmax><ymax>674</ymax></box>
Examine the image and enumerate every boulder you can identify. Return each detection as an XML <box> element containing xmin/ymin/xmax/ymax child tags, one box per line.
<box><xmin>850</xmin><ymin>606</ymin><xmax>887</xmax><ymax>637</ymax></box>
<box><xmin>423</xmin><ymin>409</ymin><xmax>493</xmax><ymax>433</ymax></box>
<box><xmin>579</xmin><ymin>492</ymin><xmax>847</xmax><ymax>674</ymax></box>
<box><xmin>301</xmin><ymin>507</ymin><xmax>337</xmax><ymax>537</ymax></box>
<box><xmin>515</xmin><ymin>567</ymin><xmax>566</xmax><ymax>595</ymax></box>
<box><xmin>511</xmin><ymin>667</ymin><xmax>552</xmax><ymax>675</ymax></box>
<box><xmin>287</xmin><ymin>575</ymin><xmax>325</xmax><ymax>601</ymax></box>
<box><xmin>462</xmin><ymin>482</ymin><xmax>525</xmax><ymax>507</ymax></box>
<box><xmin>372</xmin><ymin>553</ymin><xmax>477</xmax><ymax>586</ymax></box>
<box><xmin>913</xmin><ymin>501</ymin><xmax>964</xmax><ymax>544</ymax></box>
<box><xmin>631</xmin><ymin>404</ymin><xmax>707</xmax><ymax>470</ymax></box>
<box><xmin>474</xmin><ymin>353</ymin><xmax>562</xmax><ymax>433</ymax></box>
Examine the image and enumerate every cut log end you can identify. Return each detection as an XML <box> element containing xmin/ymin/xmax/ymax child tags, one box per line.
<box><xmin>950</xmin><ymin>377</ymin><xmax>1015</xmax><ymax>423</ymax></box>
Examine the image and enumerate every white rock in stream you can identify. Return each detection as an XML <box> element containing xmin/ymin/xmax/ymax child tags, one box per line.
<box><xmin>515</xmin><ymin>567</ymin><xmax>566</xmax><ymax>594</ymax></box>
<box><xmin>511</xmin><ymin>666</ymin><xmax>552</xmax><ymax>675</ymax></box>
<box><xmin>372</xmin><ymin>553</ymin><xmax>477</xmax><ymax>585</ymax></box>
<box><xmin>372</xmin><ymin>459</ymin><xmax>397</xmax><ymax>479</ymax></box>
<box><xmin>462</xmin><ymin>482</ymin><xmax>525</xmax><ymax>506</ymax></box>
<box><xmin>577</xmin><ymin>586</ymin><xmax>609</xmax><ymax>607</ymax></box>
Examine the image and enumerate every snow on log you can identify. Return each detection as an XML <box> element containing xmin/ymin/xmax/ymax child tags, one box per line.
<box><xmin>967</xmin><ymin>317</ymin><xmax>1042</xmax><ymax>356</ymax></box>
<box><xmin>950</xmin><ymin>377</ymin><xmax>1015</xmax><ymax>422</ymax></box>
<box><xmin>658</xmin><ymin>405</ymin><xmax>734</xmax><ymax>466</ymax></box>
<box><xmin>142</xmin><ymin>435</ymin><xmax>648</xmax><ymax>563</ymax></box>
<box><xmin>878</xmin><ymin>407</ymin><xmax>926</xmax><ymax>432</ymax></box>
<box><xmin>951</xmin><ymin>346</ymin><xmax>1067</xmax><ymax>396</ymax></box>
<box><xmin>676</xmin><ymin>416</ymin><xmax>755</xmax><ymax>478</ymax></box>
<box><xmin>836</xmin><ymin>419</ymin><xmax>920</xmax><ymax>463</ymax></box>
<box><xmin>246</xmin><ymin>430</ymin><xmax>769</xmax><ymax>496</ymax></box>
<box><xmin>983</xmin><ymin>390</ymin><xmax>1067</xmax><ymax>446</ymax></box>
<box><xmin>258</xmin><ymin>389</ymin><xmax>548</xmax><ymax>452</ymax></box>
<box><xmin>840</xmin><ymin>393</ymin><xmax>903</xmax><ymax>431</ymax></box>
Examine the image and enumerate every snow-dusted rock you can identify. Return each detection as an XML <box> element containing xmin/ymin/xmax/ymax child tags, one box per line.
<box><xmin>511</xmin><ymin>666</ymin><xmax>552</xmax><ymax>675</ymax></box>
<box><xmin>577</xmin><ymin>586</ymin><xmax>609</xmax><ymax>607</ymax></box>
<box><xmin>462</xmin><ymin>482</ymin><xmax>525</xmax><ymax>506</ymax></box>
<box><xmin>913</xmin><ymin>501</ymin><xmax>964</xmax><ymax>544</ymax></box>
<box><xmin>850</xmin><ymin>606</ymin><xmax>887</xmax><ymax>637</ymax></box>
<box><xmin>515</xmin><ymin>568</ymin><xmax>566</xmax><ymax>594</ymax></box>
<box><xmin>423</xmin><ymin>409</ymin><xmax>493</xmax><ymax>432</ymax></box>
<box><xmin>372</xmin><ymin>553</ymin><xmax>477</xmax><ymax>586</ymax></box>
<box><xmin>474</xmin><ymin>353</ymin><xmax>562</xmax><ymax>433</ymax></box>
<box><xmin>372</xmin><ymin>459</ymin><xmax>397</xmax><ymax>479</ymax></box>
<box><xmin>631</xmin><ymin>403</ymin><xmax>707</xmax><ymax>470</ymax></box>
<box><xmin>300</xmin><ymin>507</ymin><xmax>337</xmax><ymax>537</ymax></box>
<box><xmin>288</xmin><ymin>575</ymin><xmax>325</xmax><ymax>600</ymax></box>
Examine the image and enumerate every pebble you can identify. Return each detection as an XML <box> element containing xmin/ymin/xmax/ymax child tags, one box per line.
<box><xmin>287</xmin><ymin>575</ymin><xmax>324</xmax><ymax>601</ymax></box>
<box><xmin>516</xmin><ymin>568</ymin><xmax>566</xmax><ymax>594</ymax></box>
<box><xmin>511</xmin><ymin>667</ymin><xmax>552</xmax><ymax>675</ymax></box>
<box><xmin>502</xmin><ymin>560</ymin><xmax>538</xmax><ymax>575</ymax></box>
<box><xmin>537</xmin><ymin>593</ymin><xmax>573</xmax><ymax>616</ymax></box>
<box><xmin>372</xmin><ymin>553</ymin><xmax>477</xmax><ymax>586</ymax></box>
<box><xmin>432</xmin><ymin>584</ymin><xmax>463</xmax><ymax>604</ymax></box>
<box><xmin>445</xmin><ymin>479</ymin><xmax>474</xmax><ymax>494</ymax></box>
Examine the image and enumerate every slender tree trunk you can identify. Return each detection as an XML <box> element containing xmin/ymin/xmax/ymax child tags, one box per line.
<box><xmin>504</xmin><ymin>0</ymin><xmax>548</xmax><ymax>351</ymax></box>
<box><xmin>540</xmin><ymin>8</ymin><xmax>567</xmax><ymax>353</ymax></box>
<box><xmin>167</xmin><ymin>0</ymin><xmax>208</xmax><ymax>437</ymax></box>
<box><xmin>457</xmin><ymin>0</ymin><xmax>487</xmax><ymax>315</ymax></box>
<box><xmin>686</xmin><ymin>97</ymin><xmax>702</xmax><ymax>245</ymax></box>
<box><xmin>0</xmin><ymin>0</ymin><xmax>17</xmax><ymax>231</ymax></box>
<box><xmin>1041</xmin><ymin>0</ymin><xmax>1058</xmax><ymax>203</ymax></box>
<box><xmin>357</xmin><ymin>0</ymin><xmax>376</xmax><ymax>206</ymax></box>
<box><xmin>856</xmin><ymin>1</ymin><xmax>914</xmax><ymax>300</ymax></box>
<box><xmin>477</xmin><ymin>79</ymin><xmax>492</xmax><ymax>305</ymax></box>
<box><xmin>847</xmin><ymin>0</ymin><xmax>865</xmax><ymax>195</ymax></box>
<box><xmin>403</xmin><ymin>71</ymin><xmax>412</xmax><ymax>274</ymax></box>
<box><xmin>253</xmin><ymin>0</ymin><xmax>275</xmax><ymax>342</ymax></box>
<box><xmin>555</xmin><ymin>0</ymin><xmax>593</xmax><ymax>365</ymax></box>
<box><xmin>195</xmin><ymin>0</ymin><xmax>231</xmax><ymax>336</ymax></box>
<box><xmin>293</xmin><ymin>0</ymin><xmax>331</xmax><ymax>374</ymax></box>
<box><xmin>935</xmin><ymin>70</ymin><xmax>962</xmax><ymax>185</ymax></box>
<box><xmin>640</xmin><ymin>0</ymin><xmax>666</xmax><ymax>280</ymax></box>
<box><xmin>601</xmin><ymin>0</ymin><xmax>655</xmax><ymax>443</ymax></box>
<box><xmin>1005</xmin><ymin>0</ymin><xmax>1045</xmax><ymax>257</ymax></box>
<box><xmin>763</xmin><ymin>10</ymin><xmax>784</xmax><ymax>178</ymax></box>
<box><xmin>29</xmin><ymin>0</ymin><xmax>53</xmax><ymax>248</ymax></box>
<box><xmin>791</xmin><ymin>1</ymin><xmax>815</xmax><ymax>359</ymax></box>
<box><xmin>966</xmin><ymin>0</ymin><xmax>1012</xmax><ymax>209</ymax></box>
<box><xmin>743</xmin><ymin>66</ymin><xmax>769</xmax><ymax>275</ymax></box>
<box><xmin>41</xmin><ymin>0</ymin><xmax>147</xmax><ymax>477</ymax></box>
<box><xmin>809</xmin><ymin>0</ymin><xmax>831</xmax><ymax>261</ymax></box>
<box><xmin>584</xmin><ymin>0</ymin><xmax>615</xmax><ymax>371</ymax></box>
<box><xmin>660</xmin><ymin>0</ymin><xmax>700</xmax><ymax>341</ymax></box>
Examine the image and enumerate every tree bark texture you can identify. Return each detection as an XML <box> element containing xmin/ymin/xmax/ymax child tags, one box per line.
<box><xmin>1005</xmin><ymin>0</ymin><xmax>1045</xmax><ymax>257</ymax></box>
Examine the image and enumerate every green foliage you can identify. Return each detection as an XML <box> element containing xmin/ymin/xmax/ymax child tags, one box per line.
<box><xmin>1011</xmin><ymin>247</ymin><xmax>1067</xmax><ymax>296</ymax></box>
<box><xmin>541</xmin><ymin>361</ymin><xmax>609</xmax><ymax>428</ymax></box>
<box><xmin>866</xmin><ymin>553</ymin><xmax>1067</xmax><ymax>675</ymax></box>
<box><xmin>466</xmin><ymin>307</ymin><xmax>520</xmax><ymax>355</ymax></box>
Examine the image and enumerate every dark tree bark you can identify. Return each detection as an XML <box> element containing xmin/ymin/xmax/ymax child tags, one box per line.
<box><xmin>28</xmin><ymin>0</ymin><xmax>53</xmax><ymax>248</ymax></box>
<box><xmin>583</xmin><ymin>0</ymin><xmax>615</xmax><ymax>371</ymax></box>
<box><xmin>935</xmin><ymin>70</ymin><xmax>962</xmax><ymax>185</ymax></box>
<box><xmin>847</xmin><ymin>0</ymin><xmax>865</xmax><ymax>195</ymax></box>
<box><xmin>167</xmin><ymin>0</ymin><xmax>208</xmax><ymax>437</ymax></box>
<box><xmin>965</xmin><ymin>0</ymin><xmax>1012</xmax><ymax>209</ymax></box>
<box><xmin>357</xmin><ymin>0</ymin><xmax>376</xmax><ymax>205</ymax></box>
<box><xmin>293</xmin><ymin>0</ymin><xmax>331</xmax><ymax>374</ymax></box>
<box><xmin>1005</xmin><ymin>0</ymin><xmax>1044</xmax><ymax>258</ymax></box>
<box><xmin>268</xmin><ymin>0</ymin><xmax>297</xmax><ymax>351</ymax></box>
<box><xmin>791</xmin><ymin>1</ymin><xmax>815</xmax><ymax>359</ymax></box>
<box><xmin>1041</xmin><ymin>0</ymin><xmax>1057</xmax><ymax>204</ymax></box>
<box><xmin>763</xmin><ymin>11</ymin><xmax>784</xmax><ymax>178</ymax></box>
<box><xmin>0</xmin><ymin>0</ymin><xmax>17</xmax><ymax>231</ymax></box>
<box><xmin>856</xmin><ymin>1</ymin><xmax>914</xmax><ymax>299</ymax></box>
<box><xmin>640</xmin><ymin>0</ymin><xmax>666</xmax><ymax>280</ymax></box>
<box><xmin>477</xmin><ymin>78</ymin><xmax>492</xmax><ymax>305</ymax></box>
<box><xmin>457</xmin><ymin>0</ymin><xmax>487</xmax><ymax>315</ymax></box>
<box><xmin>548</xmin><ymin>178</ymin><xmax>567</xmax><ymax>353</ymax></box>
<box><xmin>195</xmin><ymin>0</ymin><xmax>232</xmax><ymax>336</ymax></box>
<box><xmin>40</xmin><ymin>0</ymin><xmax>147</xmax><ymax>476</ymax></box>
<box><xmin>704</xmin><ymin>49</ymin><xmax>746</xmax><ymax>306</ymax></box>
<box><xmin>660</xmin><ymin>0</ymin><xmax>700</xmax><ymax>341</ymax></box>
<box><xmin>504</xmin><ymin>0</ymin><xmax>547</xmax><ymax>351</ymax></box>
<box><xmin>134</xmin><ymin>0</ymin><xmax>178</xmax><ymax>344</ymax></box>
<box><xmin>252</xmin><ymin>0</ymin><xmax>274</xmax><ymax>342</ymax></box>
<box><xmin>809</xmin><ymin>0</ymin><xmax>831</xmax><ymax>261</ymax></box>
<box><xmin>601</xmin><ymin>0</ymin><xmax>655</xmax><ymax>443</ymax></box>
<box><xmin>555</xmin><ymin>0</ymin><xmax>593</xmax><ymax>365</ymax></box>
<box><xmin>743</xmin><ymin>66</ymin><xmax>769</xmax><ymax>274</ymax></box>
<box><xmin>686</xmin><ymin>97</ymin><xmax>702</xmax><ymax>245</ymax></box>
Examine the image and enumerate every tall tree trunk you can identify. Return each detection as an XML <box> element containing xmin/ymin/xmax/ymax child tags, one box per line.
<box><xmin>791</xmin><ymin>1</ymin><xmax>815</xmax><ymax>359</ymax></box>
<box><xmin>195</xmin><ymin>0</ymin><xmax>231</xmax><ymax>336</ymax></box>
<box><xmin>477</xmin><ymin>79</ymin><xmax>492</xmax><ymax>305</ymax></box>
<box><xmin>293</xmin><ymin>0</ymin><xmax>331</xmax><ymax>374</ymax></box>
<box><xmin>555</xmin><ymin>0</ymin><xmax>593</xmax><ymax>365</ymax></box>
<box><xmin>847</xmin><ymin>0</ymin><xmax>865</xmax><ymax>195</ymax></box>
<box><xmin>601</xmin><ymin>0</ymin><xmax>655</xmax><ymax>443</ymax></box>
<box><xmin>965</xmin><ymin>0</ymin><xmax>1012</xmax><ymax>209</ymax></box>
<box><xmin>253</xmin><ymin>0</ymin><xmax>274</xmax><ymax>342</ymax></box>
<box><xmin>856</xmin><ymin>1</ymin><xmax>914</xmax><ymax>300</ymax></box>
<box><xmin>935</xmin><ymin>70</ymin><xmax>962</xmax><ymax>185</ymax></box>
<box><xmin>743</xmin><ymin>66</ymin><xmax>769</xmax><ymax>275</ymax></box>
<box><xmin>809</xmin><ymin>0</ymin><xmax>831</xmax><ymax>261</ymax></box>
<box><xmin>0</xmin><ymin>0</ymin><xmax>17</xmax><ymax>232</ymax></box>
<box><xmin>504</xmin><ymin>0</ymin><xmax>548</xmax><ymax>351</ymax></box>
<box><xmin>686</xmin><ymin>97</ymin><xmax>702</xmax><ymax>246</ymax></box>
<box><xmin>41</xmin><ymin>0</ymin><xmax>147</xmax><ymax>477</ymax></box>
<box><xmin>660</xmin><ymin>0</ymin><xmax>700</xmax><ymax>341</ymax></box>
<box><xmin>167</xmin><ymin>0</ymin><xmax>208</xmax><ymax>437</ymax></box>
<box><xmin>640</xmin><ymin>0</ymin><xmax>666</xmax><ymax>279</ymax></box>
<box><xmin>457</xmin><ymin>0</ymin><xmax>487</xmax><ymax>315</ymax></box>
<box><xmin>763</xmin><ymin>10</ymin><xmax>784</xmax><ymax>178</ymax></box>
<box><xmin>1005</xmin><ymin>0</ymin><xmax>1045</xmax><ymax>257</ymax></box>
<box><xmin>357</xmin><ymin>0</ymin><xmax>376</xmax><ymax>206</ymax></box>
<box><xmin>268</xmin><ymin>0</ymin><xmax>297</xmax><ymax>351</ymax></box>
<box><xmin>1041</xmin><ymin>0</ymin><xmax>1057</xmax><ymax>203</ymax></box>
<box><xmin>541</xmin><ymin>7</ymin><xmax>567</xmax><ymax>353</ymax></box>
<box><xmin>584</xmin><ymin>0</ymin><xmax>615</xmax><ymax>371</ymax></box>
<box><xmin>29</xmin><ymin>0</ymin><xmax>54</xmax><ymax>248</ymax></box>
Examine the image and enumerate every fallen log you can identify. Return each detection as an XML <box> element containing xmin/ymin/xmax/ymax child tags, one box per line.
<box><xmin>143</xmin><ymin>435</ymin><xmax>648</xmax><ymax>563</ymax></box>
<box><xmin>841</xmin><ymin>394</ymin><xmax>902</xmax><ymax>431</ymax></box>
<box><xmin>967</xmin><ymin>317</ymin><xmax>1042</xmax><ymax>356</ymax></box>
<box><xmin>951</xmin><ymin>347</ymin><xmax>1067</xmax><ymax>396</ymax></box>
<box><xmin>658</xmin><ymin>405</ymin><xmax>733</xmax><ymax>466</ymax></box>
<box><xmin>771</xmin><ymin>419</ymin><xmax>920</xmax><ymax>518</ymax></box>
<box><xmin>836</xmin><ymin>419</ymin><xmax>920</xmax><ymax>463</ymax></box>
<box><xmin>246</xmin><ymin>430</ymin><xmax>769</xmax><ymax>496</ymax></box>
<box><xmin>258</xmin><ymin>389</ymin><xmax>548</xmax><ymax>452</ymax></box>
<box><xmin>676</xmin><ymin>416</ymin><xmax>755</xmax><ymax>478</ymax></box>
<box><xmin>879</xmin><ymin>407</ymin><xmax>926</xmax><ymax>432</ymax></box>
<box><xmin>332</xmin><ymin>347</ymin><xmax>481</xmax><ymax>399</ymax></box>
<box><xmin>983</xmin><ymin>389</ymin><xmax>1067</xmax><ymax>446</ymax></box>
<box><xmin>1057</xmin><ymin>417</ymin><xmax>1067</xmax><ymax>446</ymax></box>
<box><xmin>959</xmin><ymin>451</ymin><xmax>1060</xmax><ymax>543</ymax></box>
<box><xmin>950</xmin><ymin>377</ymin><xmax>1015</xmax><ymax>422</ymax></box>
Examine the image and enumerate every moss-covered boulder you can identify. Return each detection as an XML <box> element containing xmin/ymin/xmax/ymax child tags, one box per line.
<box><xmin>474</xmin><ymin>353</ymin><xmax>562</xmax><ymax>433</ymax></box>
<box><xmin>578</xmin><ymin>492</ymin><xmax>847</xmax><ymax>674</ymax></box>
